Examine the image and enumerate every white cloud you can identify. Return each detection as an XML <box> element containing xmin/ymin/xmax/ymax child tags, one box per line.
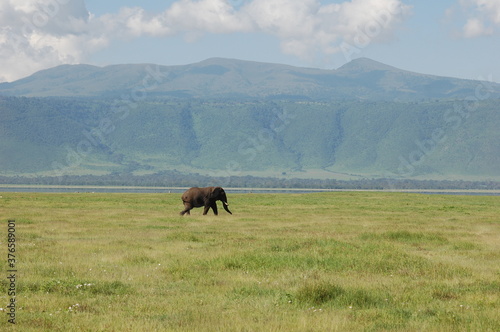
<box><xmin>110</xmin><ymin>0</ymin><xmax>412</xmax><ymax>62</ymax></box>
<box><xmin>166</xmin><ymin>0</ymin><xmax>250</xmax><ymax>34</ymax></box>
<box><xmin>242</xmin><ymin>0</ymin><xmax>412</xmax><ymax>61</ymax></box>
<box><xmin>0</xmin><ymin>0</ymin><xmax>105</xmax><ymax>82</ymax></box>
<box><xmin>463</xmin><ymin>17</ymin><xmax>493</xmax><ymax>37</ymax></box>
<box><xmin>458</xmin><ymin>0</ymin><xmax>500</xmax><ymax>37</ymax></box>
<box><xmin>0</xmin><ymin>0</ymin><xmax>412</xmax><ymax>82</ymax></box>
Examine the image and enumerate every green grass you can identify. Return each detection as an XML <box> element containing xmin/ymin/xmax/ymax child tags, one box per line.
<box><xmin>0</xmin><ymin>192</ymin><xmax>499</xmax><ymax>331</ymax></box>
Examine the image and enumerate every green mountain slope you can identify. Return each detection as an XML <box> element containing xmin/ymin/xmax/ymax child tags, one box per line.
<box><xmin>1</xmin><ymin>58</ymin><xmax>499</xmax><ymax>180</ymax></box>
<box><xmin>1</xmin><ymin>97</ymin><xmax>499</xmax><ymax>180</ymax></box>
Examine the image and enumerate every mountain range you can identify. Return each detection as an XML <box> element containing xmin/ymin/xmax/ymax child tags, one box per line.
<box><xmin>2</xmin><ymin>57</ymin><xmax>499</xmax><ymax>101</ymax></box>
<box><xmin>1</xmin><ymin>58</ymin><xmax>499</xmax><ymax>181</ymax></box>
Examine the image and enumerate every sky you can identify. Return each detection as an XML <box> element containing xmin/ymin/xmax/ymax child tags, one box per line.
<box><xmin>1</xmin><ymin>0</ymin><xmax>499</xmax><ymax>83</ymax></box>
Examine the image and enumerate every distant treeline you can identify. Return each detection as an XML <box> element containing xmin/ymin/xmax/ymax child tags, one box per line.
<box><xmin>2</xmin><ymin>95</ymin><xmax>500</xmax><ymax>180</ymax></box>
<box><xmin>1</xmin><ymin>172</ymin><xmax>499</xmax><ymax>190</ymax></box>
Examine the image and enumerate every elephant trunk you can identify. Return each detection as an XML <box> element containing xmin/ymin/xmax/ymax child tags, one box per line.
<box><xmin>220</xmin><ymin>193</ymin><xmax>229</xmax><ymax>206</ymax></box>
<box><xmin>223</xmin><ymin>204</ymin><xmax>232</xmax><ymax>214</ymax></box>
<box><xmin>221</xmin><ymin>195</ymin><xmax>232</xmax><ymax>214</ymax></box>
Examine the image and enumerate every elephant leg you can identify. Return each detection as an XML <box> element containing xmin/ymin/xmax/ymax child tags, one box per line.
<box><xmin>203</xmin><ymin>205</ymin><xmax>210</xmax><ymax>215</ymax></box>
<box><xmin>180</xmin><ymin>202</ymin><xmax>192</xmax><ymax>216</ymax></box>
<box><xmin>211</xmin><ymin>203</ymin><xmax>218</xmax><ymax>215</ymax></box>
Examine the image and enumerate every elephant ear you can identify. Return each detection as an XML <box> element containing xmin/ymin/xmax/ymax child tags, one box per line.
<box><xmin>211</xmin><ymin>187</ymin><xmax>222</xmax><ymax>198</ymax></box>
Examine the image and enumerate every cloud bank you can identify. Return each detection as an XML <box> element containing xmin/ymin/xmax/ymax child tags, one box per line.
<box><xmin>0</xmin><ymin>0</ymin><xmax>413</xmax><ymax>82</ymax></box>
<box><xmin>0</xmin><ymin>0</ymin><xmax>107</xmax><ymax>82</ymax></box>
<box><xmin>459</xmin><ymin>0</ymin><xmax>500</xmax><ymax>38</ymax></box>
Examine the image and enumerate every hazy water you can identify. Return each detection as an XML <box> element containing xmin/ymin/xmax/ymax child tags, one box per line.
<box><xmin>0</xmin><ymin>186</ymin><xmax>499</xmax><ymax>196</ymax></box>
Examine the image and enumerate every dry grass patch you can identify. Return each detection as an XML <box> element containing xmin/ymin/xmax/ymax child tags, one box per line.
<box><xmin>0</xmin><ymin>191</ymin><xmax>498</xmax><ymax>331</ymax></box>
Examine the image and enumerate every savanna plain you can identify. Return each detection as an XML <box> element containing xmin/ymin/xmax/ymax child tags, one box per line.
<box><xmin>0</xmin><ymin>191</ymin><xmax>499</xmax><ymax>331</ymax></box>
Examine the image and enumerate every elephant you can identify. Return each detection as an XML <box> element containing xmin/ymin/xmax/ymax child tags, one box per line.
<box><xmin>180</xmin><ymin>186</ymin><xmax>232</xmax><ymax>216</ymax></box>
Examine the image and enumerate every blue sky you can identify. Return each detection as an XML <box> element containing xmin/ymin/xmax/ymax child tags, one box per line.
<box><xmin>1</xmin><ymin>0</ymin><xmax>499</xmax><ymax>82</ymax></box>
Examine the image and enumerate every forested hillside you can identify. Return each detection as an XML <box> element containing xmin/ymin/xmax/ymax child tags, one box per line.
<box><xmin>1</xmin><ymin>96</ymin><xmax>499</xmax><ymax>180</ymax></box>
<box><xmin>1</xmin><ymin>58</ymin><xmax>499</xmax><ymax>183</ymax></box>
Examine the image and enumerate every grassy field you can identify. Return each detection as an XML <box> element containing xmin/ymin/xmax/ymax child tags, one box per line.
<box><xmin>0</xmin><ymin>191</ymin><xmax>499</xmax><ymax>331</ymax></box>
